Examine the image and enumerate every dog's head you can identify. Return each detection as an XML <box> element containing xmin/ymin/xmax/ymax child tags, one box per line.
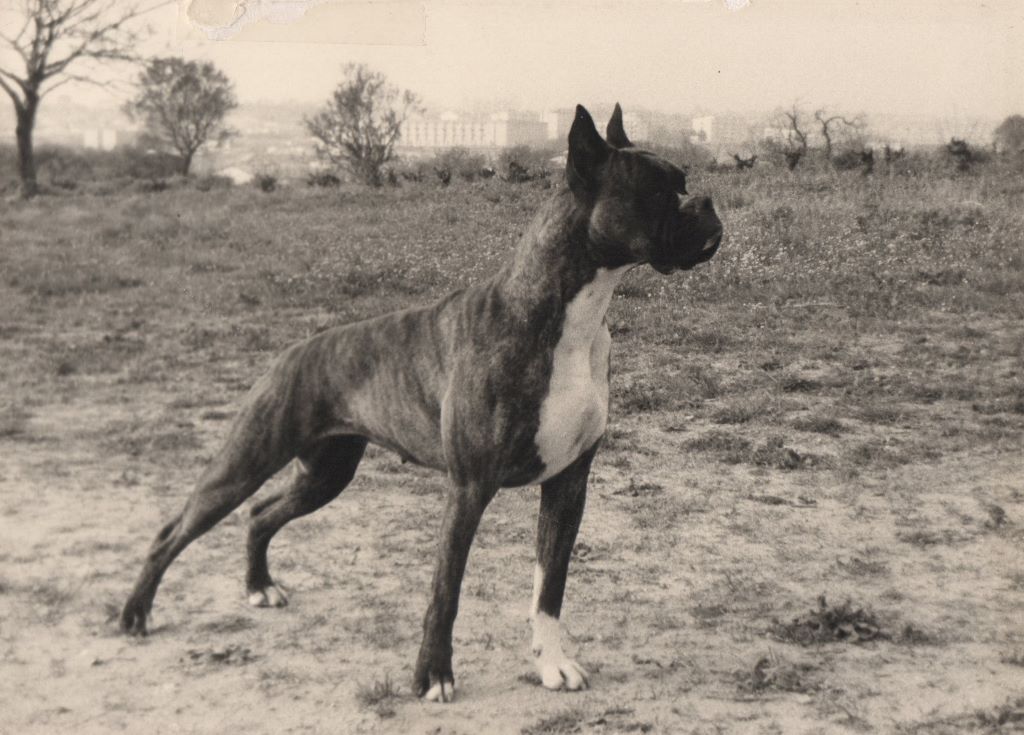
<box><xmin>567</xmin><ymin>104</ymin><xmax>722</xmax><ymax>274</ymax></box>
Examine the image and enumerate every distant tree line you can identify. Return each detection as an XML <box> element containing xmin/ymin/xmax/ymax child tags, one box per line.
<box><xmin>2</xmin><ymin>4</ymin><xmax>1023</xmax><ymax>199</ymax></box>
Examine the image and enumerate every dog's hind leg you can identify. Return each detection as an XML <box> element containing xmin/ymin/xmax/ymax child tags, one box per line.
<box><xmin>120</xmin><ymin>412</ymin><xmax>296</xmax><ymax>635</ymax></box>
<box><xmin>245</xmin><ymin>434</ymin><xmax>368</xmax><ymax>607</ymax></box>
<box><xmin>530</xmin><ymin>443</ymin><xmax>598</xmax><ymax>691</ymax></box>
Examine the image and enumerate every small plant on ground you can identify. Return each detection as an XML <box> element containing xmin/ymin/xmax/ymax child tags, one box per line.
<box><xmin>355</xmin><ymin>674</ymin><xmax>400</xmax><ymax>718</ymax></box>
<box><xmin>521</xmin><ymin>708</ymin><xmax>586</xmax><ymax>735</ymax></box>
<box><xmin>771</xmin><ymin>595</ymin><xmax>888</xmax><ymax>645</ymax></box>
<box><xmin>792</xmin><ymin>414</ymin><xmax>847</xmax><ymax>435</ymax></box>
<box><xmin>738</xmin><ymin>650</ymin><xmax>818</xmax><ymax>693</ymax></box>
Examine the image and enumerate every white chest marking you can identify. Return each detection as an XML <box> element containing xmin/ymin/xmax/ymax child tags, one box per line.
<box><xmin>532</xmin><ymin>266</ymin><xmax>628</xmax><ymax>484</ymax></box>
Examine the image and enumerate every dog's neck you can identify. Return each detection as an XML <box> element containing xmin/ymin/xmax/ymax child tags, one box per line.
<box><xmin>498</xmin><ymin>187</ymin><xmax>626</xmax><ymax>323</ymax></box>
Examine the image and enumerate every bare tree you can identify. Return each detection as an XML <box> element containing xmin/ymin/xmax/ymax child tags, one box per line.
<box><xmin>883</xmin><ymin>144</ymin><xmax>905</xmax><ymax>164</ymax></box>
<box><xmin>859</xmin><ymin>147</ymin><xmax>875</xmax><ymax>175</ymax></box>
<box><xmin>123</xmin><ymin>57</ymin><xmax>237</xmax><ymax>175</ymax></box>
<box><xmin>946</xmin><ymin>137</ymin><xmax>980</xmax><ymax>172</ymax></box>
<box><xmin>305</xmin><ymin>64</ymin><xmax>420</xmax><ymax>187</ymax></box>
<box><xmin>731</xmin><ymin>153</ymin><xmax>757</xmax><ymax>170</ymax></box>
<box><xmin>0</xmin><ymin>0</ymin><xmax>164</xmax><ymax>198</ymax></box>
<box><xmin>814</xmin><ymin>108</ymin><xmax>865</xmax><ymax>162</ymax></box>
<box><xmin>772</xmin><ymin>104</ymin><xmax>809</xmax><ymax>170</ymax></box>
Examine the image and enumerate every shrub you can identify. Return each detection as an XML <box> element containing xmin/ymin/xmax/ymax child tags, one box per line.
<box><xmin>193</xmin><ymin>175</ymin><xmax>234</xmax><ymax>192</ymax></box>
<box><xmin>254</xmin><ymin>173</ymin><xmax>277</xmax><ymax>192</ymax></box>
<box><xmin>433</xmin><ymin>165</ymin><xmax>452</xmax><ymax>187</ymax></box>
<box><xmin>390</xmin><ymin>158</ymin><xmax>430</xmax><ymax>183</ymax></box>
<box><xmin>433</xmin><ymin>147</ymin><xmax>488</xmax><ymax>182</ymax></box>
<box><xmin>133</xmin><ymin>178</ymin><xmax>170</xmax><ymax>194</ymax></box>
<box><xmin>115</xmin><ymin>148</ymin><xmax>184</xmax><ymax>179</ymax></box>
<box><xmin>832</xmin><ymin>148</ymin><xmax>864</xmax><ymax>171</ymax></box>
<box><xmin>306</xmin><ymin>170</ymin><xmax>341</xmax><ymax>188</ymax></box>
<box><xmin>498</xmin><ymin>145</ymin><xmax>553</xmax><ymax>183</ymax></box>
<box><xmin>946</xmin><ymin>138</ymin><xmax>990</xmax><ymax>172</ymax></box>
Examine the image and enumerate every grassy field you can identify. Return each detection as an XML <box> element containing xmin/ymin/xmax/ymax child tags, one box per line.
<box><xmin>1</xmin><ymin>164</ymin><xmax>1022</xmax><ymax>734</ymax></box>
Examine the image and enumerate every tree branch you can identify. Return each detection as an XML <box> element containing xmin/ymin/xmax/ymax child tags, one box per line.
<box><xmin>0</xmin><ymin>12</ymin><xmax>33</xmax><ymax>48</ymax></box>
<box><xmin>0</xmin><ymin>75</ymin><xmax>25</xmax><ymax>108</ymax></box>
<box><xmin>39</xmin><ymin>71</ymin><xmax>101</xmax><ymax>97</ymax></box>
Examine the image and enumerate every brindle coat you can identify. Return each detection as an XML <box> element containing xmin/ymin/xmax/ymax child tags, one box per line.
<box><xmin>120</xmin><ymin>104</ymin><xmax>723</xmax><ymax>701</ymax></box>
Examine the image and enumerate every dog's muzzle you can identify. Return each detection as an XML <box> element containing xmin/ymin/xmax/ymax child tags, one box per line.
<box><xmin>693</xmin><ymin>230</ymin><xmax>722</xmax><ymax>264</ymax></box>
<box><xmin>651</xmin><ymin>202</ymin><xmax>723</xmax><ymax>274</ymax></box>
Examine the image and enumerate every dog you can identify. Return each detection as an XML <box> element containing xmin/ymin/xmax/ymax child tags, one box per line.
<box><xmin>121</xmin><ymin>104</ymin><xmax>723</xmax><ymax>702</ymax></box>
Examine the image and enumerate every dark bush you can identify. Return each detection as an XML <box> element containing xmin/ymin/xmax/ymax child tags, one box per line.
<box><xmin>433</xmin><ymin>148</ymin><xmax>488</xmax><ymax>182</ymax></box>
<box><xmin>254</xmin><ymin>173</ymin><xmax>277</xmax><ymax>192</ymax></box>
<box><xmin>306</xmin><ymin>170</ymin><xmax>341</xmax><ymax>188</ymax></box>
<box><xmin>832</xmin><ymin>148</ymin><xmax>873</xmax><ymax>172</ymax></box>
<box><xmin>116</xmin><ymin>148</ymin><xmax>184</xmax><ymax>179</ymax></box>
<box><xmin>133</xmin><ymin>178</ymin><xmax>170</xmax><ymax>194</ymax></box>
<box><xmin>193</xmin><ymin>175</ymin><xmax>234</xmax><ymax>192</ymax></box>
<box><xmin>391</xmin><ymin>159</ymin><xmax>430</xmax><ymax>183</ymax></box>
<box><xmin>498</xmin><ymin>145</ymin><xmax>553</xmax><ymax>183</ymax></box>
<box><xmin>946</xmin><ymin>138</ymin><xmax>989</xmax><ymax>172</ymax></box>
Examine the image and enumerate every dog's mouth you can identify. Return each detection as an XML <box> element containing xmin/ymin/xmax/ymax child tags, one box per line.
<box><xmin>651</xmin><ymin>232</ymin><xmax>722</xmax><ymax>274</ymax></box>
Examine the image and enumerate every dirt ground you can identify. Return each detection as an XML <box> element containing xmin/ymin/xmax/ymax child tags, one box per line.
<box><xmin>2</xmin><ymin>381</ymin><xmax>1022</xmax><ymax>734</ymax></box>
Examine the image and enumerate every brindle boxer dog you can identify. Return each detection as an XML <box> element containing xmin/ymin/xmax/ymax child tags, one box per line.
<box><xmin>121</xmin><ymin>104</ymin><xmax>722</xmax><ymax>702</ymax></box>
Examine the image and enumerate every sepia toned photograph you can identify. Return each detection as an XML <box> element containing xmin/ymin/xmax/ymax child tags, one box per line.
<box><xmin>1</xmin><ymin>1</ymin><xmax>1022</xmax><ymax>732</ymax></box>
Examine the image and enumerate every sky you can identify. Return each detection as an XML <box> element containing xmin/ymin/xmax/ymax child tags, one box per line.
<box><xmin>160</xmin><ymin>0</ymin><xmax>1024</xmax><ymax>120</ymax></box>
<box><xmin>5</xmin><ymin>0</ymin><xmax>1024</xmax><ymax>121</ymax></box>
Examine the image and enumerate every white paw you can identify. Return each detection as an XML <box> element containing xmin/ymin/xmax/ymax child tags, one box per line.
<box><xmin>532</xmin><ymin>611</ymin><xmax>589</xmax><ymax>691</ymax></box>
<box><xmin>247</xmin><ymin>584</ymin><xmax>288</xmax><ymax>607</ymax></box>
<box><xmin>424</xmin><ymin>678</ymin><xmax>456</xmax><ymax>703</ymax></box>
<box><xmin>536</xmin><ymin>650</ymin><xmax>589</xmax><ymax>691</ymax></box>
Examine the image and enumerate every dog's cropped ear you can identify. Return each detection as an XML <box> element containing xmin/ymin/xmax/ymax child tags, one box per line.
<box><xmin>567</xmin><ymin>104</ymin><xmax>611</xmax><ymax>195</ymax></box>
<box><xmin>606</xmin><ymin>103</ymin><xmax>632</xmax><ymax>149</ymax></box>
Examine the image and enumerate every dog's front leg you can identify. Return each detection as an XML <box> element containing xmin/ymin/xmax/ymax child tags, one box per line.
<box><xmin>415</xmin><ymin>479</ymin><xmax>497</xmax><ymax>702</ymax></box>
<box><xmin>531</xmin><ymin>443</ymin><xmax>598</xmax><ymax>690</ymax></box>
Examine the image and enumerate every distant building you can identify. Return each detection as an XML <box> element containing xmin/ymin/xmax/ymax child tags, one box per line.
<box><xmin>82</xmin><ymin>128</ymin><xmax>121</xmax><ymax>151</ymax></box>
<box><xmin>691</xmin><ymin>115</ymin><xmax>754</xmax><ymax>150</ymax></box>
<box><xmin>544</xmin><ymin>109</ymin><xmax>575</xmax><ymax>141</ymax></box>
<box><xmin>622</xmin><ymin>112</ymin><xmax>649</xmax><ymax>143</ymax></box>
<box><xmin>762</xmin><ymin>126</ymin><xmax>796</xmax><ymax>144</ymax></box>
<box><xmin>400</xmin><ymin>111</ymin><xmax>548</xmax><ymax>151</ymax></box>
<box><xmin>217</xmin><ymin>166</ymin><xmax>254</xmax><ymax>185</ymax></box>
<box><xmin>691</xmin><ymin>116</ymin><xmax>714</xmax><ymax>143</ymax></box>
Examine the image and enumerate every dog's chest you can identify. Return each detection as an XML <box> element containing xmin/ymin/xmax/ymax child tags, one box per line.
<box><xmin>532</xmin><ymin>267</ymin><xmax>626</xmax><ymax>483</ymax></box>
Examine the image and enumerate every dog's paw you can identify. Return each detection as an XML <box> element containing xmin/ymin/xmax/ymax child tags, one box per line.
<box><xmin>120</xmin><ymin>600</ymin><xmax>149</xmax><ymax>636</ymax></box>
<box><xmin>247</xmin><ymin>584</ymin><xmax>288</xmax><ymax>608</ymax></box>
<box><xmin>422</xmin><ymin>675</ymin><xmax>457</xmax><ymax>703</ymax></box>
<box><xmin>532</xmin><ymin>611</ymin><xmax>589</xmax><ymax>691</ymax></box>
<box><xmin>536</xmin><ymin>652</ymin><xmax>589</xmax><ymax>691</ymax></box>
